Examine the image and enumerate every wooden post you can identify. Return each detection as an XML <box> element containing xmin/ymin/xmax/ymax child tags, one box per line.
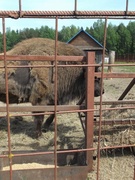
<box><xmin>108</xmin><ymin>50</ymin><xmax>115</xmax><ymax>73</ymax></box>
<box><xmin>86</xmin><ymin>52</ymin><xmax>95</xmax><ymax>171</ymax></box>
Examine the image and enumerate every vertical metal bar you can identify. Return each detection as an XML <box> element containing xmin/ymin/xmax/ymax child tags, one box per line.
<box><xmin>134</xmin><ymin>157</ymin><xmax>135</xmax><ymax>180</ymax></box>
<box><xmin>126</xmin><ymin>0</ymin><xmax>129</xmax><ymax>14</ymax></box>
<box><xmin>54</xmin><ymin>16</ymin><xmax>58</xmax><ymax>180</ymax></box>
<box><xmin>86</xmin><ymin>51</ymin><xmax>95</xmax><ymax>171</ymax></box>
<box><xmin>96</xmin><ymin>17</ymin><xmax>108</xmax><ymax>180</ymax></box>
<box><xmin>2</xmin><ymin>17</ymin><xmax>13</xmax><ymax>180</ymax></box>
<box><xmin>19</xmin><ymin>0</ymin><xmax>22</xmax><ymax>17</ymax></box>
<box><xmin>74</xmin><ymin>0</ymin><xmax>77</xmax><ymax>11</ymax></box>
<box><xmin>19</xmin><ymin>0</ymin><xmax>22</xmax><ymax>12</ymax></box>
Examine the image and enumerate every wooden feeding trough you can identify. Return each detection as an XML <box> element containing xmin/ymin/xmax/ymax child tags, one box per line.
<box><xmin>0</xmin><ymin>150</ymin><xmax>88</xmax><ymax>180</ymax></box>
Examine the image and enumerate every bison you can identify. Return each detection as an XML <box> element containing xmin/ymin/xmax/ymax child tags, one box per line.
<box><xmin>0</xmin><ymin>38</ymin><xmax>104</xmax><ymax>137</ymax></box>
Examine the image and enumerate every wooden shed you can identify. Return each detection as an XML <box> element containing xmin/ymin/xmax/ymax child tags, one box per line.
<box><xmin>67</xmin><ymin>28</ymin><xmax>104</xmax><ymax>63</ymax></box>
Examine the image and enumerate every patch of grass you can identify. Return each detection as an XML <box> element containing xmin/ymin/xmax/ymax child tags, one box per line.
<box><xmin>114</xmin><ymin>62</ymin><xmax>135</xmax><ymax>72</ymax></box>
<box><xmin>103</xmin><ymin>62</ymin><xmax>135</xmax><ymax>73</ymax></box>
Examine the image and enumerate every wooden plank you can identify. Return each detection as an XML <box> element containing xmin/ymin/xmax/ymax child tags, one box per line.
<box><xmin>0</xmin><ymin>166</ymin><xmax>88</xmax><ymax>180</ymax></box>
<box><xmin>0</xmin><ymin>150</ymin><xmax>88</xmax><ymax>180</ymax></box>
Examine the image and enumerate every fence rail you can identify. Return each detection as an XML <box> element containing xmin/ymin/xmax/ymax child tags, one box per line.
<box><xmin>0</xmin><ymin>10</ymin><xmax>135</xmax><ymax>19</ymax></box>
<box><xmin>0</xmin><ymin>0</ymin><xmax>135</xmax><ymax>180</ymax></box>
<box><xmin>116</xmin><ymin>54</ymin><xmax>135</xmax><ymax>62</ymax></box>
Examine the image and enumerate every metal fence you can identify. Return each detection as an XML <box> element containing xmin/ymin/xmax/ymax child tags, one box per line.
<box><xmin>0</xmin><ymin>0</ymin><xmax>135</xmax><ymax>180</ymax></box>
<box><xmin>115</xmin><ymin>54</ymin><xmax>135</xmax><ymax>62</ymax></box>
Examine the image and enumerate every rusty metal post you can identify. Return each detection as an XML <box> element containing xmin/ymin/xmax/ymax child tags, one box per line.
<box><xmin>126</xmin><ymin>0</ymin><xmax>129</xmax><ymax>14</ymax></box>
<box><xmin>74</xmin><ymin>0</ymin><xmax>77</xmax><ymax>11</ymax></box>
<box><xmin>54</xmin><ymin>16</ymin><xmax>58</xmax><ymax>180</ymax></box>
<box><xmin>96</xmin><ymin>17</ymin><xmax>108</xmax><ymax>180</ymax></box>
<box><xmin>2</xmin><ymin>17</ymin><xmax>13</xmax><ymax>180</ymax></box>
<box><xmin>134</xmin><ymin>157</ymin><xmax>135</xmax><ymax>180</ymax></box>
<box><xmin>118</xmin><ymin>78</ymin><xmax>135</xmax><ymax>100</ymax></box>
<box><xmin>85</xmin><ymin>51</ymin><xmax>95</xmax><ymax>171</ymax></box>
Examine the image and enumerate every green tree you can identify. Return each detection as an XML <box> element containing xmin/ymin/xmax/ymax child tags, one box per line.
<box><xmin>19</xmin><ymin>28</ymin><xmax>36</xmax><ymax>40</ymax></box>
<box><xmin>88</xmin><ymin>19</ymin><xmax>105</xmax><ymax>45</ymax></box>
<box><xmin>116</xmin><ymin>23</ymin><xmax>131</xmax><ymax>55</ymax></box>
<box><xmin>127</xmin><ymin>21</ymin><xmax>135</xmax><ymax>54</ymax></box>
<box><xmin>6</xmin><ymin>28</ymin><xmax>21</xmax><ymax>50</ymax></box>
<box><xmin>6</xmin><ymin>27</ymin><xmax>12</xmax><ymax>50</ymax></box>
<box><xmin>58</xmin><ymin>25</ymin><xmax>80</xmax><ymax>42</ymax></box>
<box><xmin>106</xmin><ymin>23</ymin><xmax>118</xmax><ymax>51</ymax></box>
<box><xmin>70</xmin><ymin>25</ymin><xmax>80</xmax><ymax>37</ymax></box>
<box><xmin>1</xmin><ymin>21</ymin><xmax>135</xmax><ymax>56</ymax></box>
<box><xmin>39</xmin><ymin>26</ymin><xmax>55</xmax><ymax>39</ymax></box>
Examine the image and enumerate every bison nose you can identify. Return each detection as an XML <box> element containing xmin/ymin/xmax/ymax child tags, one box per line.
<box><xmin>94</xmin><ymin>89</ymin><xmax>104</xmax><ymax>97</ymax></box>
<box><xmin>94</xmin><ymin>90</ymin><xmax>100</xmax><ymax>97</ymax></box>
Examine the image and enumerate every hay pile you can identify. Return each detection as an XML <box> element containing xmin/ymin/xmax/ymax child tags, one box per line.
<box><xmin>7</xmin><ymin>38</ymin><xmax>84</xmax><ymax>56</ymax></box>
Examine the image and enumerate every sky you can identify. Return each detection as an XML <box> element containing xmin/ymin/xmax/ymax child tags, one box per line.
<box><xmin>0</xmin><ymin>0</ymin><xmax>135</xmax><ymax>32</ymax></box>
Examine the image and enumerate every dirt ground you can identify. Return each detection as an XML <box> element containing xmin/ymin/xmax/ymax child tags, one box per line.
<box><xmin>0</xmin><ymin>37</ymin><xmax>135</xmax><ymax>180</ymax></box>
<box><xmin>88</xmin><ymin>66</ymin><xmax>135</xmax><ymax>180</ymax></box>
<box><xmin>0</xmin><ymin>66</ymin><xmax>135</xmax><ymax>179</ymax></box>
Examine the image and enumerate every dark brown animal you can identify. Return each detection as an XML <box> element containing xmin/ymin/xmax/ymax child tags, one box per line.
<box><xmin>41</xmin><ymin>69</ymin><xmax>103</xmax><ymax>135</ymax></box>
<box><xmin>0</xmin><ymin>38</ymin><xmax>104</xmax><ymax>137</ymax></box>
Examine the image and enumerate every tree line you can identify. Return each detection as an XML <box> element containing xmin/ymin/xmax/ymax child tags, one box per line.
<box><xmin>0</xmin><ymin>19</ymin><xmax>135</xmax><ymax>55</ymax></box>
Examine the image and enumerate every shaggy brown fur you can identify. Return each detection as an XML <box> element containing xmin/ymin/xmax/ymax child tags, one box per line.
<box><xmin>0</xmin><ymin>38</ymin><xmax>84</xmax><ymax>100</ymax></box>
<box><xmin>0</xmin><ymin>38</ymin><xmax>103</xmax><ymax>137</ymax></box>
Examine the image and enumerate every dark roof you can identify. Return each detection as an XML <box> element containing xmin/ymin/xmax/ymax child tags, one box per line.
<box><xmin>67</xmin><ymin>28</ymin><xmax>103</xmax><ymax>48</ymax></box>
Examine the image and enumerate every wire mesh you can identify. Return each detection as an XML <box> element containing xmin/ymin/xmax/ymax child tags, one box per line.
<box><xmin>0</xmin><ymin>0</ymin><xmax>135</xmax><ymax>180</ymax></box>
